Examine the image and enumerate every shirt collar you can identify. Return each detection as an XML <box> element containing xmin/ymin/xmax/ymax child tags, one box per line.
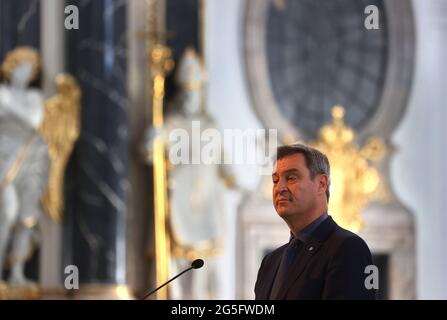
<box><xmin>290</xmin><ymin>212</ymin><xmax>329</xmax><ymax>243</ymax></box>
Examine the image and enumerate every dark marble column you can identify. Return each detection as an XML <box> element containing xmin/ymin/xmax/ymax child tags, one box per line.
<box><xmin>165</xmin><ymin>0</ymin><xmax>199</xmax><ymax>104</ymax></box>
<box><xmin>166</xmin><ymin>0</ymin><xmax>199</xmax><ymax>61</ymax></box>
<box><xmin>0</xmin><ymin>0</ymin><xmax>40</xmax><ymax>59</ymax></box>
<box><xmin>64</xmin><ymin>0</ymin><xmax>128</xmax><ymax>287</ymax></box>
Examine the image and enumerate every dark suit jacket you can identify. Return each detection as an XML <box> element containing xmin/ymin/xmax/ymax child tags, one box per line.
<box><xmin>255</xmin><ymin>216</ymin><xmax>376</xmax><ymax>300</ymax></box>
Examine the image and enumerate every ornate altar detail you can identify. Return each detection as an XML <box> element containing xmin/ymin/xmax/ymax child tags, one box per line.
<box><xmin>310</xmin><ymin>105</ymin><xmax>386</xmax><ymax>232</ymax></box>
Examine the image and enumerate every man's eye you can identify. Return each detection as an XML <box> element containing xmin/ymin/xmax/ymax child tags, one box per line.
<box><xmin>287</xmin><ymin>175</ymin><xmax>297</xmax><ymax>181</ymax></box>
<box><xmin>272</xmin><ymin>179</ymin><xmax>278</xmax><ymax>184</ymax></box>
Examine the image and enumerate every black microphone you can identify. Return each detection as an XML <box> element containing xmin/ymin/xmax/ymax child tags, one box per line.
<box><xmin>141</xmin><ymin>259</ymin><xmax>204</xmax><ymax>300</ymax></box>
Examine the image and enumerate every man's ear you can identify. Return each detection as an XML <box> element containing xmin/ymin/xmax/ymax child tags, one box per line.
<box><xmin>317</xmin><ymin>174</ymin><xmax>329</xmax><ymax>195</ymax></box>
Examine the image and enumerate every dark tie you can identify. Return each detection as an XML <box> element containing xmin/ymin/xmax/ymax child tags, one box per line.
<box><xmin>269</xmin><ymin>237</ymin><xmax>304</xmax><ymax>299</ymax></box>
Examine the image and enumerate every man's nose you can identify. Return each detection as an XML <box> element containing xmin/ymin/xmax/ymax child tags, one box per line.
<box><xmin>274</xmin><ymin>179</ymin><xmax>288</xmax><ymax>196</ymax></box>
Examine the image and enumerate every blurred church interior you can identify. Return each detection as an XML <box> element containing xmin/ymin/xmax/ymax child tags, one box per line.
<box><xmin>0</xmin><ymin>0</ymin><xmax>446</xmax><ymax>300</ymax></box>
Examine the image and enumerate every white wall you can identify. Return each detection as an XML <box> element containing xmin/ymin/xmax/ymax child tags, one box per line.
<box><xmin>391</xmin><ymin>0</ymin><xmax>447</xmax><ymax>299</ymax></box>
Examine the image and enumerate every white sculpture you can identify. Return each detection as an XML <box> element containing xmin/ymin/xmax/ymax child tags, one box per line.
<box><xmin>0</xmin><ymin>47</ymin><xmax>49</xmax><ymax>286</ymax></box>
<box><xmin>144</xmin><ymin>48</ymin><xmax>241</xmax><ymax>299</ymax></box>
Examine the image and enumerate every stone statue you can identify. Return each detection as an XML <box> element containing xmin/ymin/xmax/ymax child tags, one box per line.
<box><xmin>0</xmin><ymin>47</ymin><xmax>80</xmax><ymax>292</ymax></box>
<box><xmin>144</xmin><ymin>48</ymin><xmax>242</xmax><ymax>299</ymax></box>
<box><xmin>0</xmin><ymin>47</ymin><xmax>49</xmax><ymax>286</ymax></box>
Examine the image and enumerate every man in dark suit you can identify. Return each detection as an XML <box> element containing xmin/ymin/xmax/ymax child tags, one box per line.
<box><xmin>255</xmin><ymin>144</ymin><xmax>376</xmax><ymax>300</ymax></box>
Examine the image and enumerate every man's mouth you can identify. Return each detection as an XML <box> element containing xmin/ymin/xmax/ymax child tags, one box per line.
<box><xmin>276</xmin><ymin>198</ymin><xmax>290</xmax><ymax>205</ymax></box>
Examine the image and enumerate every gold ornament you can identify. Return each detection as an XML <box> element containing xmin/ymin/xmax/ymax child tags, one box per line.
<box><xmin>39</xmin><ymin>74</ymin><xmax>81</xmax><ymax>223</ymax></box>
<box><xmin>1</xmin><ymin>46</ymin><xmax>40</xmax><ymax>82</ymax></box>
<box><xmin>310</xmin><ymin>105</ymin><xmax>386</xmax><ymax>232</ymax></box>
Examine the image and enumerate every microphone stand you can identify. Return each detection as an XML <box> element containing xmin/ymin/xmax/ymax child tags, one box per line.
<box><xmin>141</xmin><ymin>266</ymin><xmax>193</xmax><ymax>300</ymax></box>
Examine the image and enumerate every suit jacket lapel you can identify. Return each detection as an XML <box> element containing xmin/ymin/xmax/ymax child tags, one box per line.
<box><xmin>276</xmin><ymin>216</ymin><xmax>337</xmax><ymax>299</ymax></box>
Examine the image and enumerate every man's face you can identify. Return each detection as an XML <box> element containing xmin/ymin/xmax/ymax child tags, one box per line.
<box><xmin>272</xmin><ymin>153</ymin><xmax>323</xmax><ymax>219</ymax></box>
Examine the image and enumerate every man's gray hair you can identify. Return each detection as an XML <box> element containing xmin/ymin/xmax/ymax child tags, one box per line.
<box><xmin>275</xmin><ymin>143</ymin><xmax>331</xmax><ymax>202</ymax></box>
